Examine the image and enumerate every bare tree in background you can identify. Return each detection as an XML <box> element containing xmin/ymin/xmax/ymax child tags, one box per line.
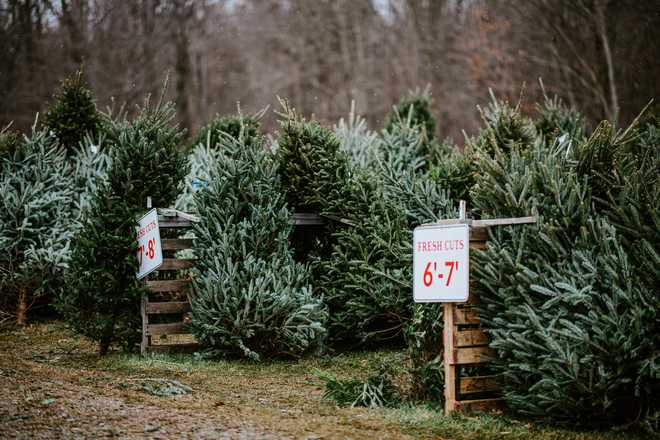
<box><xmin>1</xmin><ymin>0</ymin><xmax>658</xmax><ymax>140</ymax></box>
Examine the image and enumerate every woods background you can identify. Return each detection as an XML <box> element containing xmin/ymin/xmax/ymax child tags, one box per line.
<box><xmin>2</xmin><ymin>0</ymin><xmax>659</xmax><ymax>143</ymax></box>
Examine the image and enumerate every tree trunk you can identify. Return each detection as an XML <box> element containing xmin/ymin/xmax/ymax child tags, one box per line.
<box><xmin>16</xmin><ymin>287</ymin><xmax>27</xmax><ymax>326</ymax></box>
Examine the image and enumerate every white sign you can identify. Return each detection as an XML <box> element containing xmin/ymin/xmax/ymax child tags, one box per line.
<box><xmin>413</xmin><ymin>224</ymin><xmax>469</xmax><ymax>302</ymax></box>
<box><xmin>136</xmin><ymin>208</ymin><xmax>163</xmax><ymax>279</ymax></box>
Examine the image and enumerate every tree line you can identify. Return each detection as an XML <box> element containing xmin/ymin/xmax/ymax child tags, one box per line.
<box><xmin>1</xmin><ymin>0</ymin><xmax>658</xmax><ymax>142</ymax></box>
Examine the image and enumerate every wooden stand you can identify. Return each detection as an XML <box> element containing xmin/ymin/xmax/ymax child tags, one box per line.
<box><xmin>141</xmin><ymin>210</ymin><xmax>198</xmax><ymax>354</ymax></box>
<box><xmin>442</xmin><ymin>202</ymin><xmax>536</xmax><ymax>414</ymax></box>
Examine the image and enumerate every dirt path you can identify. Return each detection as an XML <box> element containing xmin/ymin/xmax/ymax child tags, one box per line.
<box><xmin>0</xmin><ymin>323</ymin><xmax>415</xmax><ymax>439</ymax></box>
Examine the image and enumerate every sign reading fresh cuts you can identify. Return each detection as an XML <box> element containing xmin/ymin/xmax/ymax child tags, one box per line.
<box><xmin>413</xmin><ymin>224</ymin><xmax>469</xmax><ymax>302</ymax></box>
<box><xmin>136</xmin><ymin>208</ymin><xmax>163</xmax><ymax>279</ymax></box>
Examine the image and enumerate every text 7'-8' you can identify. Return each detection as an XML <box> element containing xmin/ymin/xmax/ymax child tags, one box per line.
<box><xmin>137</xmin><ymin>238</ymin><xmax>157</xmax><ymax>266</ymax></box>
<box><xmin>423</xmin><ymin>261</ymin><xmax>459</xmax><ymax>287</ymax></box>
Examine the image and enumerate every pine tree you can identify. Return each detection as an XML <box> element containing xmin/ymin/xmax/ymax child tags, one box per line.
<box><xmin>469</xmin><ymin>105</ymin><xmax>659</xmax><ymax>426</ymax></box>
<box><xmin>471</xmin><ymin>90</ymin><xmax>535</xmax><ymax>157</ymax></box>
<box><xmin>334</xmin><ymin>101</ymin><xmax>382</xmax><ymax>168</ymax></box>
<box><xmin>385</xmin><ymin>87</ymin><xmax>437</xmax><ymax>145</ymax></box>
<box><xmin>58</xmin><ymin>97</ymin><xmax>187</xmax><ymax>355</ymax></box>
<box><xmin>277</xmin><ymin>105</ymin><xmax>350</xmax><ymax>213</ymax></box>
<box><xmin>0</xmin><ymin>125</ymin><xmax>74</xmax><ymax>325</ymax></box>
<box><xmin>44</xmin><ymin>71</ymin><xmax>100</xmax><ymax>155</ymax></box>
<box><xmin>189</xmin><ymin>132</ymin><xmax>327</xmax><ymax>360</ymax></box>
<box><xmin>188</xmin><ymin>110</ymin><xmax>262</xmax><ymax>151</ymax></box>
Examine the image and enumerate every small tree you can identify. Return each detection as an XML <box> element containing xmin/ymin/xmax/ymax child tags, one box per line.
<box><xmin>44</xmin><ymin>71</ymin><xmax>100</xmax><ymax>155</ymax></box>
<box><xmin>385</xmin><ymin>87</ymin><xmax>437</xmax><ymax>144</ymax></box>
<box><xmin>276</xmin><ymin>105</ymin><xmax>350</xmax><ymax>213</ymax></box>
<box><xmin>190</xmin><ymin>133</ymin><xmax>327</xmax><ymax>360</ymax></box>
<box><xmin>0</xmin><ymin>126</ymin><xmax>74</xmax><ymax>325</ymax></box>
<box><xmin>188</xmin><ymin>110</ymin><xmax>263</xmax><ymax>151</ymax></box>
<box><xmin>58</xmin><ymin>97</ymin><xmax>187</xmax><ymax>355</ymax></box>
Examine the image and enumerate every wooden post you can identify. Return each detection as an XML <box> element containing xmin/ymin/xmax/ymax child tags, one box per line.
<box><xmin>443</xmin><ymin>302</ymin><xmax>457</xmax><ymax>414</ymax></box>
<box><xmin>443</xmin><ymin>200</ymin><xmax>467</xmax><ymax>413</ymax></box>
<box><xmin>140</xmin><ymin>197</ymin><xmax>152</xmax><ymax>355</ymax></box>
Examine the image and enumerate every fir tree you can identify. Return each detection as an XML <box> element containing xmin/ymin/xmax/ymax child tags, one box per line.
<box><xmin>188</xmin><ymin>110</ymin><xmax>262</xmax><ymax>151</ymax></box>
<box><xmin>471</xmin><ymin>90</ymin><xmax>535</xmax><ymax>157</ymax></box>
<box><xmin>58</xmin><ymin>97</ymin><xmax>187</xmax><ymax>355</ymax></box>
<box><xmin>0</xmin><ymin>125</ymin><xmax>74</xmax><ymax>325</ymax></box>
<box><xmin>334</xmin><ymin>101</ymin><xmax>382</xmax><ymax>168</ymax></box>
<box><xmin>385</xmin><ymin>87</ymin><xmax>437</xmax><ymax>144</ymax></box>
<box><xmin>189</xmin><ymin>132</ymin><xmax>327</xmax><ymax>360</ymax></box>
<box><xmin>277</xmin><ymin>105</ymin><xmax>349</xmax><ymax>213</ymax></box>
<box><xmin>470</xmin><ymin>111</ymin><xmax>659</xmax><ymax>426</ymax></box>
<box><xmin>44</xmin><ymin>71</ymin><xmax>100</xmax><ymax>155</ymax></box>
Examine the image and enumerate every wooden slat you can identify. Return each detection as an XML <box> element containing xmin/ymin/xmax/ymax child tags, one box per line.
<box><xmin>455</xmin><ymin>346</ymin><xmax>496</xmax><ymax>365</ymax></box>
<box><xmin>456</xmin><ymin>329</ymin><xmax>490</xmax><ymax>347</ymax></box>
<box><xmin>146</xmin><ymin>279</ymin><xmax>191</xmax><ymax>292</ymax></box>
<box><xmin>292</xmin><ymin>213</ymin><xmax>326</xmax><ymax>225</ymax></box>
<box><xmin>469</xmin><ymin>241</ymin><xmax>487</xmax><ymax>250</ymax></box>
<box><xmin>472</xmin><ymin>216</ymin><xmax>536</xmax><ymax>227</ymax></box>
<box><xmin>459</xmin><ymin>376</ymin><xmax>499</xmax><ymax>394</ymax></box>
<box><xmin>420</xmin><ymin>216</ymin><xmax>536</xmax><ymax>228</ymax></box>
<box><xmin>159</xmin><ymin>258</ymin><xmax>195</xmax><ymax>271</ymax></box>
<box><xmin>455</xmin><ymin>398</ymin><xmax>503</xmax><ymax>413</ymax></box>
<box><xmin>150</xmin><ymin>333</ymin><xmax>197</xmax><ymax>345</ymax></box>
<box><xmin>454</xmin><ymin>307</ymin><xmax>480</xmax><ymax>324</ymax></box>
<box><xmin>146</xmin><ymin>322</ymin><xmax>188</xmax><ymax>335</ymax></box>
<box><xmin>146</xmin><ymin>343</ymin><xmax>198</xmax><ymax>353</ymax></box>
<box><xmin>159</xmin><ymin>220</ymin><xmax>194</xmax><ymax>229</ymax></box>
<box><xmin>161</xmin><ymin>238</ymin><xmax>193</xmax><ymax>250</ymax></box>
<box><xmin>146</xmin><ymin>301</ymin><xmax>190</xmax><ymax>314</ymax></box>
<box><xmin>469</xmin><ymin>227</ymin><xmax>489</xmax><ymax>241</ymax></box>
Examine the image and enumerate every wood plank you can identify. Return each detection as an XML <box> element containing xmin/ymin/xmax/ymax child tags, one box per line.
<box><xmin>146</xmin><ymin>279</ymin><xmax>191</xmax><ymax>292</ymax></box>
<box><xmin>150</xmin><ymin>333</ymin><xmax>197</xmax><ymax>345</ymax></box>
<box><xmin>146</xmin><ymin>301</ymin><xmax>190</xmax><ymax>314</ymax></box>
<box><xmin>443</xmin><ymin>303</ymin><xmax>457</xmax><ymax>415</ymax></box>
<box><xmin>161</xmin><ymin>238</ymin><xmax>193</xmax><ymax>250</ymax></box>
<box><xmin>469</xmin><ymin>241</ymin><xmax>487</xmax><ymax>250</ymax></box>
<box><xmin>455</xmin><ymin>398</ymin><xmax>503</xmax><ymax>413</ymax></box>
<box><xmin>146</xmin><ymin>322</ymin><xmax>188</xmax><ymax>335</ymax></box>
<box><xmin>454</xmin><ymin>307</ymin><xmax>480</xmax><ymax>324</ymax></box>
<box><xmin>159</xmin><ymin>220</ymin><xmax>194</xmax><ymax>229</ymax></box>
<box><xmin>455</xmin><ymin>346</ymin><xmax>496</xmax><ymax>365</ymax></box>
<box><xmin>469</xmin><ymin>227</ymin><xmax>489</xmax><ymax>241</ymax></box>
<box><xmin>459</xmin><ymin>376</ymin><xmax>499</xmax><ymax>394</ymax></box>
<box><xmin>146</xmin><ymin>343</ymin><xmax>198</xmax><ymax>353</ymax></box>
<box><xmin>456</xmin><ymin>329</ymin><xmax>490</xmax><ymax>347</ymax></box>
<box><xmin>140</xmin><ymin>293</ymin><xmax>149</xmax><ymax>355</ymax></box>
<box><xmin>292</xmin><ymin>213</ymin><xmax>326</xmax><ymax>225</ymax></box>
<box><xmin>472</xmin><ymin>216</ymin><xmax>537</xmax><ymax>227</ymax></box>
<box><xmin>158</xmin><ymin>210</ymin><xmax>200</xmax><ymax>222</ymax></box>
<box><xmin>420</xmin><ymin>216</ymin><xmax>536</xmax><ymax>228</ymax></box>
<box><xmin>159</xmin><ymin>258</ymin><xmax>195</xmax><ymax>271</ymax></box>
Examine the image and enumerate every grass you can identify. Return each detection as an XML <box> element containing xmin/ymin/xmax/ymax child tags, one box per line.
<box><xmin>0</xmin><ymin>321</ymin><xmax>653</xmax><ymax>439</ymax></box>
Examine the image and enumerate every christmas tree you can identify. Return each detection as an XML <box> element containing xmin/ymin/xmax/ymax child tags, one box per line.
<box><xmin>0</xmin><ymin>125</ymin><xmax>74</xmax><ymax>325</ymax></box>
<box><xmin>44</xmin><ymin>71</ymin><xmax>100</xmax><ymax>155</ymax></box>
<box><xmin>469</xmin><ymin>96</ymin><xmax>659</xmax><ymax>426</ymax></box>
<box><xmin>385</xmin><ymin>87</ymin><xmax>437</xmax><ymax>145</ymax></box>
<box><xmin>58</xmin><ymin>96</ymin><xmax>187</xmax><ymax>355</ymax></box>
<box><xmin>276</xmin><ymin>104</ymin><xmax>350</xmax><ymax>213</ymax></box>
<box><xmin>334</xmin><ymin>101</ymin><xmax>382</xmax><ymax>168</ymax></box>
<box><xmin>188</xmin><ymin>109</ymin><xmax>263</xmax><ymax>151</ymax></box>
<box><xmin>189</xmin><ymin>132</ymin><xmax>327</xmax><ymax>360</ymax></box>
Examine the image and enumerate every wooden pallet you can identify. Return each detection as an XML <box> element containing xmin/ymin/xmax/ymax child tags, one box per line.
<box><xmin>443</xmin><ymin>225</ymin><xmax>502</xmax><ymax>414</ymax></box>
<box><xmin>140</xmin><ymin>212</ymin><xmax>198</xmax><ymax>354</ymax></box>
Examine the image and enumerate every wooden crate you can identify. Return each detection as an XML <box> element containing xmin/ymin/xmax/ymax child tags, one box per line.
<box><xmin>443</xmin><ymin>226</ymin><xmax>502</xmax><ymax>414</ymax></box>
<box><xmin>140</xmin><ymin>211</ymin><xmax>198</xmax><ymax>354</ymax></box>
